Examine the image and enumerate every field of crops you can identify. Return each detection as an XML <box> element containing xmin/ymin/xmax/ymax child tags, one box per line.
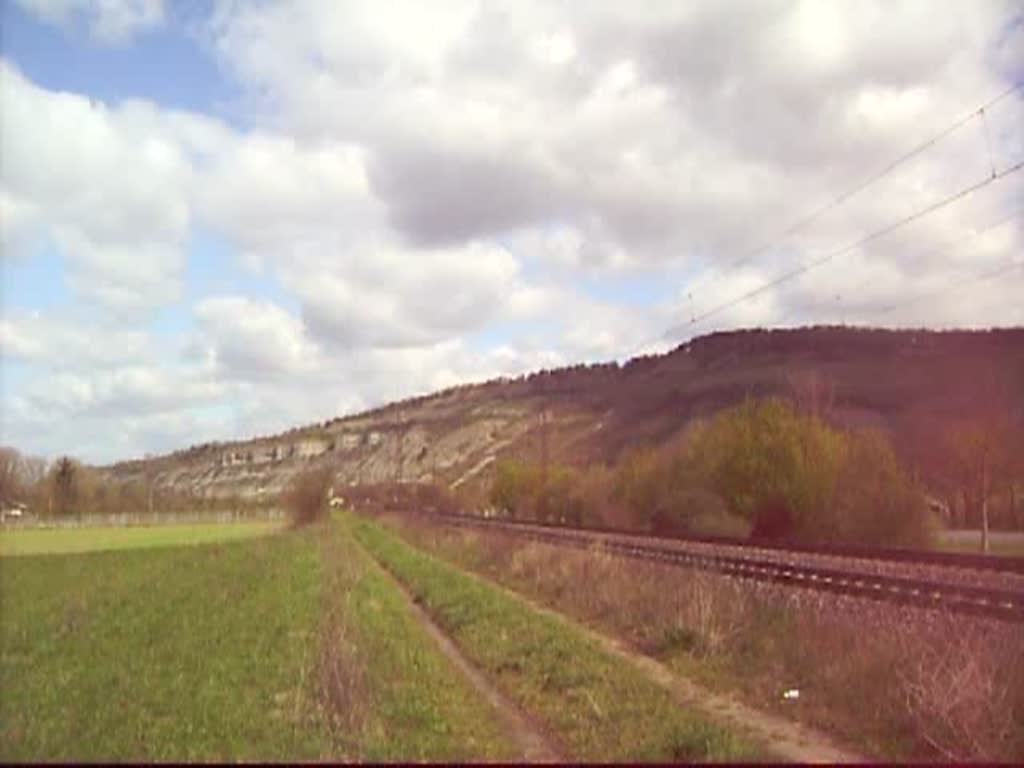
<box><xmin>0</xmin><ymin>528</ymin><xmax>325</xmax><ymax>761</ymax></box>
<box><xmin>0</xmin><ymin>521</ymin><xmax>280</xmax><ymax>557</ymax></box>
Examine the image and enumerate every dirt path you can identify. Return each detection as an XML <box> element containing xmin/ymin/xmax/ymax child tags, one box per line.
<box><xmin>447</xmin><ymin>559</ymin><xmax>869</xmax><ymax>764</ymax></box>
<box><xmin>359</xmin><ymin>547</ymin><xmax>563</xmax><ymax>763</ymax></box>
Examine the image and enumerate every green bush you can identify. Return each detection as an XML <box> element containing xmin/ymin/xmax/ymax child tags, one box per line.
<box><xmin>689</xmin><ymin>398</ymin><xmax>931</xmax><ymax>547</ymax></box>
<box><xmin>688</xmin><ymin>398</ymin><xmax>844</xmax><ymax>536</ymax></box>
<box><xmin>490</xmin><ymin>460</ymin><xmax>537</xmax><ymax>517</ymax></box>
<box><xmin>822</xmin><ymin>429</ymin><xmax>935</xmax><ymax>548</ymax></box>
<box><xmin>489</xmin><ymin>460</ymin><xmax>584</xmax><ymax>523</ymax></box>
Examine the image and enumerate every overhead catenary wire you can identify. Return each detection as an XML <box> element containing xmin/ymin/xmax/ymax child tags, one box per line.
<box><xmin>875</xmin><ymin>258</ymin><xmax>1023</xmax><ymax>316</ymax></box>
<box><xmin>660</xmin><ymin>158</ymin><xmax>1024</xmax><ymax>340</ymax></box>
<box><xmin>688</xmin><ymin>83</ymin><xmax>1022</xmax><ymax>287</ymax></box>
<box><xmin>792</xmin><ymin>204</ymin><xmax>1024</xmax><ymax>324</ymax></box>
<box><xmin>618</xmin><ymin>82</ymin><xmax>1024</xmax><ymax>359</ymax></box>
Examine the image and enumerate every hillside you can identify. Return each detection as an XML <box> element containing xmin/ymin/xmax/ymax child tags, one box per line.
<box><xmin>103</xmin><ymin>326</ymin><xmax>1024</xmax><ymax>509</ymax></box>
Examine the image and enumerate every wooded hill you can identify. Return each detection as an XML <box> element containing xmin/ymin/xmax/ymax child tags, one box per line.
<box><xmin>100</xmin><ymin>326</ymin><xmax>1023</xmax><ymax>529</ymax></box>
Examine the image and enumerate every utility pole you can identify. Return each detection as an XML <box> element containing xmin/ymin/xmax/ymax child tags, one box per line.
<box><xmin>981</xmin><ymin>452</ymin><xmax>990</xmax><ymax>555</ymax></box>
<box><xmin>538</xmin><ymin>402</ymin><xmax>549</xmax><ymax>522</ymax></box>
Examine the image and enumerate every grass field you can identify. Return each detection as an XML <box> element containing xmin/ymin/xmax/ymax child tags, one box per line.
<box><xmin>352</xmin><ymin>514</ymin><xmax>766</xmax><ymax>762</ymax></box>
<box><xmin>0</xmin><ymin>521</ymin><xmax>280</xmax><ymax>557</ymax></box>
<box><xmin>0</xmin><ymin>517</ymin><xmax>521</xmax><ymax>762</ymax></box>
<box><xmin>3</xmin><ymin>513</ymin><xmax>771</xmax><ymax>761</ymax></box>
<box><xmin>0</xmin><ymin>529</ymin><xmax>326</xmax><ymax>761</ymax></box>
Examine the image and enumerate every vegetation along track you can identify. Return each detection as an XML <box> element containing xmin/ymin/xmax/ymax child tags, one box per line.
<box><xmin>426</xmin><ymin>514</ymin><xmax>1024</xmax><ymax>623</ymax></box>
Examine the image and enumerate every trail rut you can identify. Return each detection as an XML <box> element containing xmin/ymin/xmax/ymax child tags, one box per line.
<box><xmin>357</xmin><ymin>544</ymin><xmax>563</xmax><ymax>763</ymax></box>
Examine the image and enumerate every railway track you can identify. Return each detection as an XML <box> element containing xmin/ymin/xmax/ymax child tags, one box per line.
<box><xmin>424</xmin><ymin>513</ymin><xmax>1024</xmax><ymax>623</ymax></box>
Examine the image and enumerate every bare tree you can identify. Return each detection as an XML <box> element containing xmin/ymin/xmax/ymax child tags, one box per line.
<box><xmin>0</xmin><ymin>447</ymin><xmax>21</xmax><ymax>501</ymax></box>
<box><xmin>20</xmin><ymin>455</ymin><xmax>48</xmax><ymax>489</ymax></box>
<box><xmin>53</xmin><ymin>456</ymin><xmax>78</xmax><ymax>517</ymax></box>
<box><xmin>943</xmin><ymin>367</ymin><xmax>1022</xmax><ymax>552</ymax></box>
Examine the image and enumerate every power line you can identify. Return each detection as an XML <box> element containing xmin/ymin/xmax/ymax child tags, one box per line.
<box><xmin>797</xmin><ymin>205</ymin><xmax>1024</xmax><ymax>323</ymax></box>
<box><xmin>700</xmin><ymin>82</ymin><xmax>1022</xmax><ymax>281</ymax></box>
<box><xmin>661</xmin><ymin>158</ymin><xmax>1024</xmax><ymax>339</ymax></box>
<box><xmin>875</xmin><ymin>258</ymin><xmax>1023</xmax><ymax>317</ymax></box>
<box><xmin>616</xmin><ymin>83</ymin><xmax>1024</xmax><ymax>360</ymax></box>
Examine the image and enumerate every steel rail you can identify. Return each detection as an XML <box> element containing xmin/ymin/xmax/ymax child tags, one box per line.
<box><xmin>431</xmin><ymin>514</ymin><xmax>1024</xmax><ymax>623</ymax></box>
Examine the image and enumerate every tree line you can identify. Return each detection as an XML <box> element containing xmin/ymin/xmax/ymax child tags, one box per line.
<box><xmin>488</xmin><ymin>395</ymin><xmax>1024</xmax><ymax>549</ymax></box>
<box><xmin>0</xmin><ymin>448</ymin><xmax>261</xmax><ymax>519</ymax></box>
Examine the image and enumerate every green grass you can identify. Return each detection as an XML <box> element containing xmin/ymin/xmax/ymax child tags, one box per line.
<box><xmin>322</xmin><ymin>516</ymin><xmax>516</xmax><ymax>761</ymax></box>
<box><xmin>352</xmin><ymin>514</ymin><xmax>767</xmax><ymax>762</ymax></box>
<box><xmin>0</xmin><ymin>529</ymin><xmax>326</xmax><ymax>762</ymax></box>
<box><xmin>0</xmin><ymin>521</ymin><xmax>280</xmax><ymax>557</ymax></box>
<box><xmin>1</xmin><ymin>516</ymin><xmax>519</xmax><ymax>762</ymax></box>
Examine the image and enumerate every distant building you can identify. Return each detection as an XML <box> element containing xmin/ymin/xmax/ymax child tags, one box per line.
<box><xmin>1</xmin><ymin>501</ymin><xmax>27</xmax><ymax>521</ymax></box>
<box><xmin>925</xmin><ymin>495</ymin><xmax>951</xmax><ymax>521</ymax></box>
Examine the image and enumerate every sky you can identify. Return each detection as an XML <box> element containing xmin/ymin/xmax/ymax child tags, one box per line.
<box><xmin>1</xmin><ymin>0</ymin><xmax>1023</xmax><ymax>464</ymax></box>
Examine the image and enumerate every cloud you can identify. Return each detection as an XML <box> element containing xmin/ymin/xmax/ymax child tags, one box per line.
<box><xmin>195</xmin><ymin>134</ymin><xmax>377</xmax><ymax>264</ymax></box>
<box><xmin>14</xmin><ymin>0</ymin><xmax>165</xmax><ymax>44</ymax></box>
<box><xmin>4</xmin><ymin>2</ymin><xmax>1024</xmax><ymax>463</ymax></box>
<box><xmin>193</xmin><ymin>296</ymin><xmax>320</xmax><ymax>379</ymax></box>
<box><xmin>0</xmin><ymin>312</ymin><xmax>154</xmax><ymax>368</ymax></box>
<box><xmin>0</xmin><ymin>62</ymin><xmax>199</xmax><ymax>312</ymax></box>
<box><xmin>288</xmin><ymin>240</ymin><xmax>522</xmax><ymax>349</ymax></box>
<box><xmin>215</xmin><ymin>1</ymin><xmax>1023</xmax><ymax>253</ymax></box>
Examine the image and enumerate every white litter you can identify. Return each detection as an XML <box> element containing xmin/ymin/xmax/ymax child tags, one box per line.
<box><xmin>782</xmin><ymin>688</ymin><xmax>800</xmax><ymax>700</ymax></box>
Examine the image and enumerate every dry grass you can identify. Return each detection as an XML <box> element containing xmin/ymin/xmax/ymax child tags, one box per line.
<box><xmin>316</xmin><ymin>528</ymin><xmax>370</xmax><ymax>759</ymax></box>
<box><xmin>896</xmin><ymin>621</ymin><xmax>1024</xmax><ymax>761</ymax></box>
<box><xmin>386</xmin><ymin>515</ymin><xmax>1024</xmax><ymax>762</ymax></box>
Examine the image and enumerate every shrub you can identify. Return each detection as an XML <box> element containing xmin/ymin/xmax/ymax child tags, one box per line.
<box><xmin>489</xmin><ymin>459</ymin><xmax>584</xmax><ymax>523</ymax></box>
<box><xmin>283</xmin><ymin>466</ymin><xmax>334</xmax><ymax>527</ymax></box>
<box><xmin>490</xmin><ymin>459</ymin><xmax>537</xmax><ymax>517</ymax></box>
<box><xmin>690</xmin><ymin>398</ymin><xmax>931</xmax><ymax>547</ymax></box>
<box><xmin>613</xmin><ymin>446</ymin><xmax>722</xmax><ymax>535</ymax></box>
<box><xmin>688</xmin><ymin>398</ymin><xmax>845</xmax><ymax>534</ymax></box>
<box><xmin>822</xmin><ymin>429</ymin><xmax>935</xmax><ymax>548</ymax></box>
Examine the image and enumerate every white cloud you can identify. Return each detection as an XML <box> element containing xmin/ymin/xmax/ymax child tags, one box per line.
<box><xmin>193</xmin><ymin>296</ymin><xmax>320</xmax><ymax>378</ymax></box>
<box><xmin>288</xmin><ymin>240</ymin><xmax>522</xmax><ymax>348</ymax></box>
<box><xmin>195</xmin><ymin>135</ymin><xmax>377</xmax><ymax>265</ymax></box>
<box><xmin>206</xmin><ymin>0</ymin><xmax>1023</xmax><ymax>274</ymax></box>
<box><xmin>14</xmin><ymin>0</ymin><xmax>164</xmax><ymax>44</ymax></box>
<box><xmin>0</xmin><ymin>62</ymin><xmax>196</xmax><ymax>312</ymax></box>
<box><xmin>0</xmin><ymin>312</ymin><xmax>154</xmax><ymax>368</ymax></box>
